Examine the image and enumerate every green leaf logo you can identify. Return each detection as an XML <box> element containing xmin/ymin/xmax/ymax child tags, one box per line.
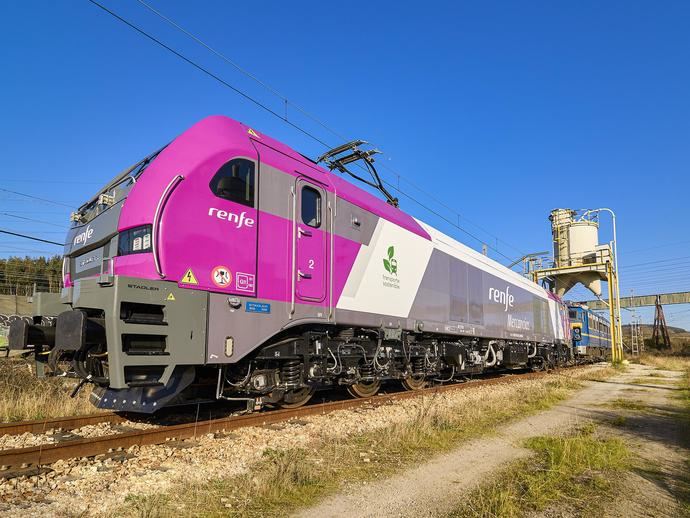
<box><xmin>383</xmin><ymin>246</ymin><xmax>397</xmax><ymax>275</ymax></box>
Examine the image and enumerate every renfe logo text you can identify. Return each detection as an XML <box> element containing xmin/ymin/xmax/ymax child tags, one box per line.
<box><xmin>208</xmin><ymin>207</ymin><xmax>255</xmax><ymax>228</ymax></box>
<box><xmin>73</xmin><ymin>225</ymin><xmax>94</xmax><ymax>246</ymax></box>
<box><xmin>489</xmin><ymin>286</ymin><xmax>514</xmax><ymax>312</ymax></box>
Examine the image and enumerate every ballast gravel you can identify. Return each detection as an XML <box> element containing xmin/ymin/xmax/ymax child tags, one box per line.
<box><xmin>0</xmin><ymin>421</ymin><xmax>159</xmax><ymax>451</ymax></box>
<box><xmin>0</xmin><ymin>367</ymin><xmax>605</xmax><ymax>517</ymax></box>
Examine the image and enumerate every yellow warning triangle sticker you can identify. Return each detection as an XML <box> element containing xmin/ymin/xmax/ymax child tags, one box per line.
<box><xmin>180</xmin><ymin>268</ymin><xmax>199</xmax><ymax>285</ymax></box>
<box><xmin>247</xmin><ymin>128</ymin><xmax>261</xmax><ymax>138</ymax></box>
<box><xmin>166</xmin><ymin>293</ymin><xmax>176</xmax><ymax>301</ymax></box>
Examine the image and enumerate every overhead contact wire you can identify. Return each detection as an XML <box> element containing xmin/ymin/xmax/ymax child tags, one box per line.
<box><xmin>87</xmin><ymin>0</ymin><xmax>523</xmax><ymax>264</ymax></box>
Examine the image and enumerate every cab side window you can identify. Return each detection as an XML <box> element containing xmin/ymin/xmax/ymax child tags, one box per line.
<box><xmin>209</xmin><ymin>158</ymin><xmax>255</xmax><ymax>208</ymax></box>
<box><xmin>301</xmin><ymin>186</ymin><xmax>321</xmax><ymax>228</ymax></box>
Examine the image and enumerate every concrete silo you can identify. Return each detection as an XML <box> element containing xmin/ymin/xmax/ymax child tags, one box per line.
<box><xmin>548</xmin><ymin>209</ymin><xmax>612</xmax><ymax>298</ymax></box>
<box><xmin>532</xmin><ymin>208</ymin><xmax>623</xmax><ymax>362</ymax></box>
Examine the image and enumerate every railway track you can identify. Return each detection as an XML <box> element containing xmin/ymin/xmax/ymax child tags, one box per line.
<box><xmin>0</xmin><ymin>412</ymin><xmax>122</xmax><ymax>436</ymax></box>
<box><xmin>0</xmin><ymin>368</ymin><xmax>581</xmax><ymax>476</ymax></box>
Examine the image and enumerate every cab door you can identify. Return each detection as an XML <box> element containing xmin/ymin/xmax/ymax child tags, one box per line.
<box><xmin>294</xmin><ymin>178</ymin><xmax>328</xmax><ymax>303</ymax></box>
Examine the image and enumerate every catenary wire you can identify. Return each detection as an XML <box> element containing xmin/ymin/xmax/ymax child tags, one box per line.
<box><xmin>135</xmin><ymin>0</ymin><xmax>527</xmax><ymax>257</ymax></box>
<box><xmin>0</xmin><ymin>230</ymin><xmax>64</xmax><ymax>246</ymax></box>
<box><xmin>87</xmin><ymin>0</ymin><xmax>331</xmax><ymax>148</ymax></box>
<box><xmin>0</xmin><ymin>212</ymin><xmax>67</xmax><ymax>228</ymax></box>
<box><xmin>135</xmin><ymin>0</ymin><xmax>348</xmax><ymax>143</ymax></box>
<box><xmin>90</xmin><ymin>0</ymin><xmax>524</xmax><ymax>263</ymax></box>
<box><xmin>0</xmin><ymin>188</ymin><xmax>75</xmax><ymax>209</ymax></box>
<box><xmin>619</xmin><ymin>255</ymin><xmax>690</xmax><ymax>269</ymax></box>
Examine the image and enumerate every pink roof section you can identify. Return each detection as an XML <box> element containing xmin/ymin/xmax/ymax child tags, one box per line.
<box><xmin>243</xmin><ymin>118</ymin><xmax>430</xmax><ymax>240</ymax></box>
<box><xmin>118</xmin><ymin>115</ymin><xmax>256</xmax><ymax>231</ymax></box>
<box><xmin>119</xmin><ymin>115</ymin><xmax>430</xmax><ymax>240</ymax></box>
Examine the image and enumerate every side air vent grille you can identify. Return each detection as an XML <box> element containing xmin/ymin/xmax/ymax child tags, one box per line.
<box><xmin>122</xmin><ymin>334</ymin><xmax>167</xmax><ymax>356</ymax></box>
<box><xmin>120</xmin><ymin>302</ymin><xmax>166</xmax><ymax>325</ymax></box>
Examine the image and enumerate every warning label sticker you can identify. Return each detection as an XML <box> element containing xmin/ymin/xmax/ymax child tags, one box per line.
<box><xmin>166</xmin><ymin>293</ymin><xmax>176</xmax><ymax>301</ymax></box>
<box><xmin>180</xmin><ymin>268</ymin><xmax>199</xmax><ymax>285</ymax></box>
<box><xmin>235</xmin><ymin>272</ymin><xmax>256</xmax><ymax>292</ymax></box>
<box><xmin>212</xmin><ymin>265</ymin><xmax>232</xmax><ymax>288</ymax></box>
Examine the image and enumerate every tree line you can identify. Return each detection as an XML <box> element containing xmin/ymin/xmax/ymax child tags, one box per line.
<box><xmin>0</xmin><ymin>256</ymin><xmax>63</xmax><ymax>296</ymax></box>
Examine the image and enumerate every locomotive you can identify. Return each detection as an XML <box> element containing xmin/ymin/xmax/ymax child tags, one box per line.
<box><xmin>10</xmin><ymin>116</ymin><xmax>603</xmax><ymax>412</ymax></box>
<box><xmin>568</xmin><ymin>304</ymin><xmax>611</xmax><ymax>360</ymax></box>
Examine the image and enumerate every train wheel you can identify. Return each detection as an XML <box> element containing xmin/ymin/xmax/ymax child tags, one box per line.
<box><xmin>347</xmin><ymin>380</ymin><xmax>381</xmax><ymax>398</ymax></box>
<box><xmin>401</xmin><ymin>375</ymin><xmax>427</xmax><ymax>391</ymax></box>
<box><xmin>278</xmin><ymin>387</ymin><xmax>315</xmax><ymax>409</ymax></box>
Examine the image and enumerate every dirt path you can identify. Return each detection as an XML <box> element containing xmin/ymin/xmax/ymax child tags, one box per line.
<box><xmin>603</xmin><ymin>367</ymin><xmax>688</xmax><ymax>518</ymax></box>
<box><xmin>295</xmin><ymin>363</ymin><xmax>688</xmax><ymax>518</ymax></box>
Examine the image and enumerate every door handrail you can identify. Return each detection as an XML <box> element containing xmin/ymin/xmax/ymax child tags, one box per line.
<box><xmin>152</xmin><ymin>174</ymin><xmax>184</xmax><ymax>278</ymax></box>
<box><xmin>290</xmin><ymin>185</ymin><xmax>296</xmax><ymax>317</ymax></box>
<box><xmin>328</xmin><ymin>199</ymin><xmax>334</xmax><ymax>320</ymax></box>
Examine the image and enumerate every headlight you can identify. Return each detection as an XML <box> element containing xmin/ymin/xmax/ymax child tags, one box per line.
<box><xmin>118</xmin><ymin>225</ymin><xmax>153</xmax><ymax>255</ymax></box>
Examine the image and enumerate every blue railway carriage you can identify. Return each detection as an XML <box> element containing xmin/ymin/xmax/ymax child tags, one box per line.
<box><xmin>568</xmin><ymin>304</ymin><xmax>611</xmax><ymax>360</ymax></box>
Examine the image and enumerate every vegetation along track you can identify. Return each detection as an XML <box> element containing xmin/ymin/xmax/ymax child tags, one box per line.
<box><xmin>0</xmin><ymin>367</ymin><xmax>589</xmax><ymax>476</ymax></box>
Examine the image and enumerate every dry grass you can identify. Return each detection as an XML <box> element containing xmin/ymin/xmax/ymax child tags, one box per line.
<box><xmin>675</xmin><ymin>362</ymin><xmax>690</xmax><ymax>434</ymax></box>
<box><xmin>581</xmin><ymin>365</ymin><xmax>624</xmax><ymax>382</ymax></box>
<box><xmin>664</xmin><ymin>364</ymin><xmax>690</xmax><ymax>514</ymax></box>
<box><xmin>0</xmin><ymin>358</ymin><xmax>98</xmax><ymax>422</ymax></box>
<box><xmin>448</xmin><ymin>425</ymin><xmax>630</xmax><ymax>517</ymax></box>
<box><xmin>626</xmin><ymin>356</ymin><xmax>690</xmax><ymax>514</ymax></box>
<box><xmin>638</xmin><ymin>354</ymin><xmax>690</xmax><ymax>372</ymax></box>
<box><xmin>675</xmin><ymin>368</ymin><xmax>690</xmax><ymax>513</ymax></box>
<box><xmin>118</xmin><ymin>372</ymin><xmax>614</xmax><ymax>517</ymax></box>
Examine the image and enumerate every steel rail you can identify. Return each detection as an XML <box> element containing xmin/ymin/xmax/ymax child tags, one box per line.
<box><xmin>0</xmin><ymin>368</ymin><xmax>582</xmax><ymax>471</ymax></box>
<box><xmin>0</xmin><ymin>412</ymin><xmax>122</xmax><ymax>436</ymax></box>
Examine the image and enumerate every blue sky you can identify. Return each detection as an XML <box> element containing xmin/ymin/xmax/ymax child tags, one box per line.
<box><xmin>1</xmin><ymin>1</ymin><xmax>689</xmax><ymax>329</ymax></box>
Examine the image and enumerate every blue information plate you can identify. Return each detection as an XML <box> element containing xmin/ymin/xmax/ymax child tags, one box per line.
<box><xmin>246</xmin><ymin>301</ymin><xmax>271</xmax><ymax>314</ymax></box>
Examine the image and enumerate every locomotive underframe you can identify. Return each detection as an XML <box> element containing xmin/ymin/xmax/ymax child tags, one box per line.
<box><xmin>215</xmin><ymin>326</ymin><xmax>571</xmax><ymax>407</ymax></box>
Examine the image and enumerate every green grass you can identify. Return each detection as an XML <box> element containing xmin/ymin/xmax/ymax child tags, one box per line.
<box><xmin>609</xmin><ymin>415</ymin><xmax>627</xmax><ymax>427</ymax></box>
<box><xmin>118</xmin><ymin>375</ymin><xmax>591</xmax><ymax>517</ymax></box>
<box><xmin>448</xmin><ymin>425</ymin><xmax>630</xmax><ymax>518</ymax></box>
<box><xmin>605</xmin><ymin>398</ymin><xmax>649</xmax><ymax>411</ymax></box>
<box><xmin>629</xmin><ymin>377</ymin><xmax>677</xmax><ymax>386</ymax></box>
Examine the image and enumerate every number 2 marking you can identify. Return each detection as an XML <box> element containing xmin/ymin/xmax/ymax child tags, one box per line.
<box><xmin>308</xmin><ymin>259</ymin><xmax>315</xmax><ymax>269</ymax></box>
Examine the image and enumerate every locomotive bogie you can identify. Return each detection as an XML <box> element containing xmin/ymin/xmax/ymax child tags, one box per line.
<box><xmin>212</xmin><ymin>329</ymin><xmax>563</xmax><ymax>407</ymax></box>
